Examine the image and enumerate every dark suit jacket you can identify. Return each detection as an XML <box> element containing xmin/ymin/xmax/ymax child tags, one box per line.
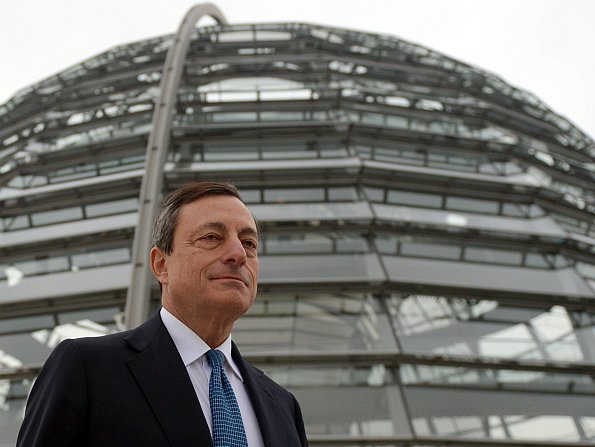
<box><xmin>17</xmin><ymin>313</ymin><xmax>308</xmax><ymax>446</ymax></box>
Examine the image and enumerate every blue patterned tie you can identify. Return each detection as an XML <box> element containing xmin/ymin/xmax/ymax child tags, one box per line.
<box><xmin>206</xmin><ymin>349</ymin><xmax>248</xmax><ymax>447</ymax></box>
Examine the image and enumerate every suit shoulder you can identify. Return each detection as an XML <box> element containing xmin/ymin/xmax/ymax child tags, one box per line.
<box><xmin>55</xmin><ymin>312</ymin><xmax>164</xmax><ymax>353</ymax></box>
<box><xmin>55</xmin><ymin>328</ymin><xmax>131</xmax><ymax>351</ymax></box>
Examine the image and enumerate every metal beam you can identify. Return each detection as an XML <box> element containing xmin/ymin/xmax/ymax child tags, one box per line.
<box><xmin>124</xmin><ymin>3</ymin><xmax>227</xmax><ymax>329</ymax></box>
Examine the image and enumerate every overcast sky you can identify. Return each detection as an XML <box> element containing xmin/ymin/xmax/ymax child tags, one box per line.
<box><xmin>1</xmin><ymin>0</ymin><xmax>593</xmax><ymax>139</ymax></box>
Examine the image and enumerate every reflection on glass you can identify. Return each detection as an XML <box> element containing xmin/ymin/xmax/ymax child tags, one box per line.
<box><xmin>464</xmin><ymin>246</ymin><xmax>523</xmax><ymax>265</ymax></box>
<box><xmin>0</xmin><ymin>307</ymin><xmax>122</xmax><ymax>366</ymax></box>
<box><xmin>387</xmin><ymin>191</ymin><xmax>442</xmax><ymax>208</ymax></box>
<box><xmin>2</xmin><ymin>245</ymin><xmax>131</xmax><ymax>280</ymax></box>
<box><xmin>85</xmin><ymin>197</ymin><xmax>138</xmax><ymax>217</ymax></box>
<box><xmin>264</xmin><ymin>233</ymin><xmax>332</xmax><ymax>254</ymax></box>
<box><xmin>260</xmin><ymin>364</ymin><xmax>411</xmax><ymax>437</ymax></box>
<box><xmin>400</xmin><ymin>241</ymin><xmax>460</xmax><ymax>260</ymax></box>
<box><xmin>31</xmin><ymin>319</ymin><xmax>113</xmax><ymax>349</ymax></box>
<box><xmin>71</xmin><ymin>247</ymin><xmax>131</xmax><ymax>270</ymax></box>
<box><xmin>31</xmin><ymin>206</ymin><xmax>83</xmax><ymax>226</ymax></box>
<box><xmin>328</xmin><ymin>186</ymin><xmax>358</xmax><ymax>201</ymax></box>
<box><xmin>401</xmin><ymin>364</ymin><xmax>595</xmax><ymax>393</ymax></box>
<box><xmin>236</xmin><ymin>294</ymin><xmax>398</xmax><ymax>353</ymax></box>
<box><xmin>388</xmin><ymin>295</ymin><xmax>595</xmax><ymax>363</ymax></box>
<box><xmin>217</xmin><ymin>31</ymin><xmax>254</xmax><ymax>43</ymax></box>
<box><xmin>1</xmin><ymin>215</ymin><xmax>29</xmax><ymax>231</ymax></box>
<box><xmin>264</xmin><ymin>188</ymin><xmax>325</xmax><ymax>203</ymax></box>
<box><xmin>407</xmin><ymin>386</ymin><xmax>595</xmax><ymax>441</ymax></box>
<box><xmin>446</xmin><ymin>196</ymin><xmax>499</xmax><ymax>214</ymax></box>
<box><xmin>0</xmin><ymin>380</ymin><xmax>28</xmax><ymax>447</ymax></box>
<box><xmin>262</xmin><ymin>232</ymin><xmax>369</xmax><ymax>255</ymax></box>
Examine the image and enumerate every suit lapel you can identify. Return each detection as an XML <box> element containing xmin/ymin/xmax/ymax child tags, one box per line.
<box><xmin>126</xmin><ymin>314</ymin><xmax>213</xmax><ymax>447</ymax></box>
<box><xmin>232</xmin><ymin>343</ymin><xmax>292</xmax><ymax>447</ymax></box>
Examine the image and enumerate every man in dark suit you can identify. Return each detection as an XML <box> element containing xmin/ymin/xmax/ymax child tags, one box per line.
<box><xmin>17</xmin><ymin>181</ymin><xmax>308</xmax><ymax>446</ymax></box>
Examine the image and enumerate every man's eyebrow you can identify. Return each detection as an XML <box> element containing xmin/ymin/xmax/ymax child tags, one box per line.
<box><xmin>188</xmin><ymin>223</ymin><xmax>258</xmax><ymax>239</ymax></box>
<box><xmin>188</xmin><ymin>222</ymin><xmax>226</xmax><ymax>240</ymax></box>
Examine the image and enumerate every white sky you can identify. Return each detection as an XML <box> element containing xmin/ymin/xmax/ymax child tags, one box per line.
<box><xmin>1</xmin><ymin>0</ymin><xmax>593</xmax><ymax>139</ymax></box>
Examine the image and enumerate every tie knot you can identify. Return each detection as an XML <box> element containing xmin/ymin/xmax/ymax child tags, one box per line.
<box><xmin>206</xmin><ymin>349</ymin><xmax>224</xmax><ymax>368</ymax></box>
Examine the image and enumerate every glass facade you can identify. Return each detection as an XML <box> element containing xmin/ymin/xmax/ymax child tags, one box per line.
<box><xmin>1</xmin><ymin>17</ymin><xmax>594</xmax><ymax>447</ymax></box>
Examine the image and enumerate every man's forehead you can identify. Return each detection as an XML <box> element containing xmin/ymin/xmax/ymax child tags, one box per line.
<box><xmin>178</xmin><ymin>197</ymin><xmax>257</xmax><ymax>231</ymax></box>
<box><xmin>181</xmin><ymin>195</ymin><xmax>250</xmax><ymax>214</ymax></box>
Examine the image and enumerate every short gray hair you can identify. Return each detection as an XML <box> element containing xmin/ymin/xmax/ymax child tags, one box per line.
<box><xmin>152</xmin><ymin>181</ymin><xmax>244</xmax><ymax>255</ymax></box>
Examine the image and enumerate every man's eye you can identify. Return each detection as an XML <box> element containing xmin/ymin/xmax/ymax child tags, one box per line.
<box><xmin>201</xmin><ymin>234</ymin><xmax>219</xmax><ymax>240</ymax></box>
<box><xmin>243</xmin><ymin>240</ymin><xmax>257</xmax><ymax>249</ymax></box>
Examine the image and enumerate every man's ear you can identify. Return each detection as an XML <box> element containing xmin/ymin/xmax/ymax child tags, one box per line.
<box><xmin>150</xmin><ymin>247</ymin><xmax>168</xmax><ymax>285</ymax></box>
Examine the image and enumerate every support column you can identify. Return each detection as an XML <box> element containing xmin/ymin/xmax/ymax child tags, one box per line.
<box><xmin>125</xmin><ymin>3</ymin><xmax>227</xmax><ymax>329</ymax></box>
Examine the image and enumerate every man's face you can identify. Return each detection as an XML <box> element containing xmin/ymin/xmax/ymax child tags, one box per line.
<box><xmin>154</xmin><ymin>195</ymin><xmax>259</xmax><ymax>328</ymax></box>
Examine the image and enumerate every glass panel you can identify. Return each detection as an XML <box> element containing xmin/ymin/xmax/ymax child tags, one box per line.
<box><xmin>336</xmin><ymin>235</ymin><xmax>369</xmax><ymax>253</ymax></box>
<box><xmin>261</xmin><ymin>233</ymin><xmax>369</xmax><ymax>254</ymax></box>
<box><xmin>259</xmin><ymin>364</ymin><xmax>412</xmax><ymax>437</ymax></box>
<box><xmin>387</xmin><ymin>191</ymin><xmax>442</xmax><ymax>208</ymax></box>
<box><xmin>211</xmin><ymin>112</ymin><xmax>257</xmax><ymax>122</ymax></box>
<box><xmin>355</xmin><ymin>144</ymin><xmax>372</xmax><ymax>159</ymax></box>
<box><xmin>401</xmin><ymin>242</ymin><xmax>461</xmax><ymax>260</ymax></box>
<box><xmin>0</xmin><ymin>380</ymin><xmax>28</xmax><ymax>447</ymax></box>
<box><xmin>237</xmin><ymin>294</ymin><xmax>397</xmax><ymax>353</ymax></box>
<box><xmin>374</xmin><ymin>234</ymin><xmax>398</xmax><ymax>255</ymax></box>
<box><xmin>400</xmin><ymin>364</ymin><xmax>595</xmax><ymax>393</ymax></box>
<box><xmin>58</xmin><ymin>306</ymin><xmax>121</xmax><ymax>325</ymax></box>
<box><xmin>14</xmin><ymin>256</ymin><xmax>69</xmax><ymax>277</ymax></box>
<box><xmin>71</xmin><ymin>247</ymin><xmax>130</xmax><ymax>269</ymax></box>
<box><xmin>0</xmin><ymin>332</ymin><xmax>54</xmax><ymax>365</ymax></box>
<box><xmin>240</xmin><ymin>189</ymin><xmax>261</xmax><ymax>204</ymax></box>
<box><xmin>218</xmin><ymin>31</ymin><xmax>254</xmax><ymax>42</ymax></box>
<box><xmin>361</xmin><ymin>112</ymin><xmax>384</xmax><ymax>125</ymax></box>
<box><xmin>264</xmin><ymin>188</ymin><xmax>325</xmax><ymax>203</ymax></box>
<box><xmin>406</xmin><ymin>386</ymin><xmax>594</xmax><ymax>442</ymax></box>
<box><xmin>502</xmin><ymin>202</ymin><xmax>530</xmax><ymax>218</ymax></box>
<box><xmin>264</xmin><ymin>233</ymin><xmax>333</xmax><ymax>254</ymax></box>
<box><xmin>428</xmin><ymin>153</ymin><xmax>478</xmax><ymax>172</ymax></box>
<box><xmin>525</xmin><ymin>253</ymin><xmax>551</xmax><ymax>268</ymax></box>
<box><xmin>259</xmin><ymin>254</ymin><xmax>386</xmax><ymax>284</ymax></box>
<box><xmin>465</xmin><ymin>247</ymin><xmax>523</xmax><ymax>265</ymax></box>
<box><xmin>1</xmin><ymin>215</ymin><xmax>29</xmax><ymax>231</ymax></box>
<box><xmin>363</xmin><ymin>187</ymin><xmax>384</xmax><ymax>202</ymax></box>
<box><xmin>0</xmin><ymin>307</ymin><xmax>122</xmax><ymax>365</ymax></box>
<box><xmin>254</xmin><ymin>30</ymin><xmax>291</xmax><ymax>41</ymax></box>
<box><xmin>385</xmin><ymin>115</ymin><xmax>408</xmax><ymax>128</ymax></box>
<box><xmin>261</xmin><ymin>111</ymin><xmax>304</xmax><ymax>121</ymax></box>
<box><xmin>261</xmin><ymin>144</ymin><xmax>315</xmax><ymax>160</ymax></box>
<box><xmin>204</xmin><ymin>146</ymin><xmax>259</xmax><ymax>161</ymax></box>
<box><xmin>31</xmin><ymin>206</ymin><xmax>83</xmax><ymax>226</ymax></box>
<box><xmin>85</xmin><ymin>198</ymin><xmax>138</xmax><ymax>217</ymax></box>
<box><xmin>576</xmin><ymin>262</ymin><xmax>595</xmax><ymax>280</ymax></box>
<box><xmin>0</xmin><ymin>315</ymin><xmax>54</xmax><ymax>334</ymax></box>
<box><xmin>48</xmin><ymin>164</ymin><xmax>97</xmax><ymax>183</ymax></box>
<box><xmin>205</xmin><ymin>91</ymin><xmax>258</xmax><ymax>103</ymax></box>
<box><xmin>98</xmin><ymin>155</ymin><xmax>145</xmax><ymax>174</ymax></box>
<box><xmin>319</xmin><ymin>146</ymin><xmax>348</xmax><ymax>158</ymax></box>
<box><xmin>446</xmin><ymin>196</ymin><xmax>499</xmax><ymax>214</ymax></box>
<box><xmin>328</xmin><ymin>187</ymin><xmax>358</xmax><ymax>201</ymax></box>
<box><xmin>388</xmin><ymin>295</ymin><xmax>595</xmax><ymax>363</ymax></box>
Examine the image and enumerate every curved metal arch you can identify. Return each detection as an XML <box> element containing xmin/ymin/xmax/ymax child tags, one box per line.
<box><xmin>125</xmin><ymin>3</ymin><xmax>228</xmax><ymax>329</ymax></box>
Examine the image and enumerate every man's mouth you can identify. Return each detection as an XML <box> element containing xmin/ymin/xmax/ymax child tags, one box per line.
<box><xmin>213</xmin><ymin>275</ymin><xmax>247</xmax><ymax>286</ymax></box>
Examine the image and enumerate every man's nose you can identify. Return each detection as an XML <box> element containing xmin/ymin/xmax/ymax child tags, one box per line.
<box><xmin>223</xmin><ymin>237</ymin><xmax>247</xmax><ymax>265</ymax></box>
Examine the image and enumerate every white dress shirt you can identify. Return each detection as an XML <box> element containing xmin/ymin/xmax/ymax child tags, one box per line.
<box><xmin>160</xmin><ymin>308</ymin><xmax>264</xmax><ymax>447</ymax></box>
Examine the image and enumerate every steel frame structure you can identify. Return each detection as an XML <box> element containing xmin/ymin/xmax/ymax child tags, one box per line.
<box><xmin>1</xmin><ymin>4</ymin><xmax>595</xmax><ymax>446</ymax></box>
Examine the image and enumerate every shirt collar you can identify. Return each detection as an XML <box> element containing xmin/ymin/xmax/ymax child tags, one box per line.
<box><xmin>160</xmin><ymin>307</ymin><xmax>244</xmax><ymax>382</ymax></box>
